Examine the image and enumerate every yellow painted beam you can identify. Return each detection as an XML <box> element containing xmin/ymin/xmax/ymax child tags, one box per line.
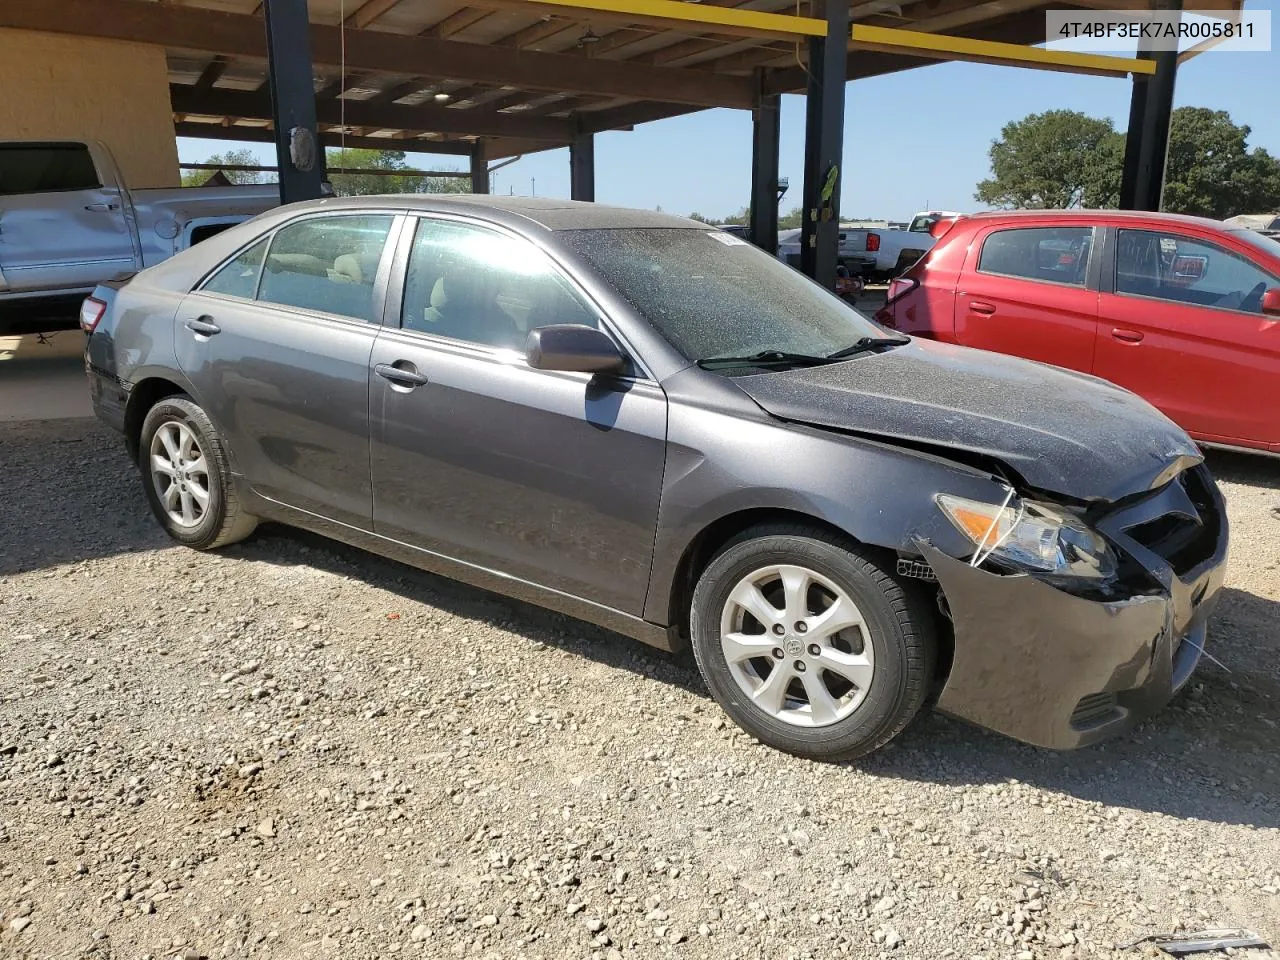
<box><xmin>850</xmin><ymin>24</ymin><xmax>1159</xmax><ymax>77</ymax></box>
<box><xmin>465</xmin><ymin>0</ymin><xmax>827</xmax><ymax>40</ymax></box>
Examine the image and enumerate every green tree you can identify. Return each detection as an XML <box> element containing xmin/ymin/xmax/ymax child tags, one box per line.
<box><xmin>181</xmin><ymin>148</ymin><xmax>271</xmax><ymax>187</ymax></box>
<box><xmin>325</xmin><ymin>148</ymin><xmax>468</xmax><ymax>196</ymax></box>
<box><xmin>975</xmin><ymin>106</ymin><xmax>1280</xmax><ymax>218</ymax></box>
<box><xmin>1161</xmin><ymin>108</ymin><xmax>1280</xmax><ymax>218</ymax></box>
<box><xmin>975</xmin><ymin>109</ymin><xmax>1119</xmax><ymax>209</ymax></box>
<box><xmin>687</xmin><ymin>207</ymin><xmax>760</xmax><ymax>226</ymax></box>
<box><xmin>1080</xmin><ymin>130</ymin><xmax>1125</xmax><ymax>209</ymax></box>
<box><xmin>779</xmin><ymin>207</ymin><xmax>804</xmax><ymax>230</ymax></box>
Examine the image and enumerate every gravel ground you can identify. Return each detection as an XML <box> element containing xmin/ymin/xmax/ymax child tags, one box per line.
<box><xmin>1</xmin><ymin>417</ymin><xmax>1278</xmax><ymax>960</ymax></box>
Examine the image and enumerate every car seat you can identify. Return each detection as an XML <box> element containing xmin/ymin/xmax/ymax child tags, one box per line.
<box><xmin>415</xmin><ymin>266</ymin><xmax>522</xmax><ymax>349</ymax></box>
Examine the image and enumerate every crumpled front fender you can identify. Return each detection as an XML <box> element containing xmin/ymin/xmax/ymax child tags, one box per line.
<box><xmin>921</xmin><ymin>545</ymin><xmax>1177</xmax><ymax>750</ymax></box>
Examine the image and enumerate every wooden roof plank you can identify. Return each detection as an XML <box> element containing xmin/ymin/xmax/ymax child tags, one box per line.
<box><xmin>0</xmin><ymin>0</ymin><xmax>754</xmax><ymax>108</ymax></box>
<box><xmin>169</xmin><ymin>83</ymin><xmax>578</xmax><ymax>138</ymax></box>
<box><xmin>174</xmin><ymin>121</ymin><xmax>480</xmax><ymax>155</ymax></box>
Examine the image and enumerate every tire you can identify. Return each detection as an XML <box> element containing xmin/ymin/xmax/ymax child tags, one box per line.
<box><xmin>138</xmin><ymin>395</ymin><xmax>257</xmax><ymax>550</ymax></box>
<box><xmin>689</xmin><ymin>523</ymin><xmax>935</xmax><ymax>761</ymax></box>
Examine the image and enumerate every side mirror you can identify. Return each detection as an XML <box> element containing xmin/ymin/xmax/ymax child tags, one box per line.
<box><xmin>526</xmin><ymin>324</ymin><xmax>626</xmax><ymax>376</ymax></box>
<box><xmin>1262</xmin><ymin>288</ymin><xmax>1280</xmax><ymax>317</ymax></box>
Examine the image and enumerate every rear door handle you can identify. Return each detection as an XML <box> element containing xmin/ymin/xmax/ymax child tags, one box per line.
<box><xmin>184</xmin><ymin>317</ymin><xmax>221</xmax><ymax>337</ymax></box>
<box><xmin>1111</xmin><ymin>328</ymin><xmax>1145</xmax><ymax>344</ymax></box>
<box><xmin>84</xmin><ymin>202</ymin><xmax>121</xmax><ymax>213</ymax></box>
<box><xmin>375</xmin><ymin>362</ymin><xmax>429</xmax><ymax>387</ymax></box>
<box><xmin>968</xmin><ymin>301</ymin><xmax>997</xmax><ymax>316</ymax></box>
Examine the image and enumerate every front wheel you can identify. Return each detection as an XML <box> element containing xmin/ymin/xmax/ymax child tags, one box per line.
<box><xmin>138</xmin><ymin>396</ymin><xmax>257</xmax><ymax>550</ymax></box>
<box><xmin>689</xmin><ymin>524</ymin><xmax>936</xmax><ymax>761</ymax></box>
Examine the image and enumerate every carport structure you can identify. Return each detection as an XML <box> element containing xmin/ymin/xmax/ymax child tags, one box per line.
<box><xmin>1</xmin><ymin>0</ymin><xmax>1236</xmax><ymax>286</ymax></box>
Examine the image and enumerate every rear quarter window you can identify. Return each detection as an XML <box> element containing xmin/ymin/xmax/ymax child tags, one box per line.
<box><xmin>201</xmin><ymin>237</ymin><xmax>269</xmax><ymax>300</ymax></box>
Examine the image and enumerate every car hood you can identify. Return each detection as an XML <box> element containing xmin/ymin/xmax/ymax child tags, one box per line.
<box><xmin>732</xmin><ymin>339</ymin><xmax>1202</xmax><ymax>502</ymax></box>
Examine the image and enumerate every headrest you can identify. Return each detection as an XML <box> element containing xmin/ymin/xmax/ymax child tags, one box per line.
<box><xmin>430</xmin><ymin>267</ymin><xmax>487</xmax><ymax>314</ymax></box>
<box><xmin>330</xmin><ymin>253</ymin><xmax>366</xmax><ymax>285</ymax></box>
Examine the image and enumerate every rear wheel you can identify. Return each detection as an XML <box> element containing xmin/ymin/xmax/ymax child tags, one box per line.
<box><xmin>139</xmin><ymin>396</ymin><xmax>257</xmax><ymax>550</ymax></box>
<box><xmin>689</xmin><ymin>524</ymin><xmax>935</xmax><ymax>761</ymax></box>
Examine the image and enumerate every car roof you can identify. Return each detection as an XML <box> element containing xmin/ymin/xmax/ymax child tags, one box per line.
<box><xmin>274</xmin><ymin>194</ymin><xmax>706</xmax><ymax>232</ymax></box>
<box><xmin>963</xmin><ymin>208</ymin><xmax>1233</xmax><ymax>231</ymax></box>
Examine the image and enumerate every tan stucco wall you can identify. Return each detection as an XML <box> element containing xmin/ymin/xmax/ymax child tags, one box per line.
<box><xmin>0</xmin><ymin>29</ymin><xmax>178</xmax><ymax>189</ymax></box>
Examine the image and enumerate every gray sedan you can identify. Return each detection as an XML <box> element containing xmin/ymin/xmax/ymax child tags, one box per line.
<box><xmin>83</xmin><ymin>196</ymin><xmax>1228</xmax><ymax>760</ymax></box>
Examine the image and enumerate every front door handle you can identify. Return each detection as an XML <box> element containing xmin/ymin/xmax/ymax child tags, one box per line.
<box><xmin>968</xmin><ymin>301</ymin><xmax>997</xmax><ymax>316</ymax></box>
<box><xmin>184</xmin><ymin>317</ymin><xmax>221</xmax><ymax>337</ymax></box>
<box><xmin>84</xmin><ymin>202</ymin><xmax>121</xmax><ymax>213</ymax></box>
<box><xmin>1111</xmin><ymin>328</ymin><xmax>1145</xmax><ymax>344</ymax></box>
<box><xmin>375</xmin><ymin>362</ymin><xmax>429</xmax><ymax>387</ymax></box>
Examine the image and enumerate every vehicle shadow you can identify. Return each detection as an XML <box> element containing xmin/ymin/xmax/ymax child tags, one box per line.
<box><xmin>4</xmin><ymin>419</ymin><xmax>1276</xmax><ymax>830</ymax></box>
<box><xmin>228</xmin><ymin>520</ymin><xmax>710</xmax><ymax>694</ymax></box>
<box><xmin>856</xmin><ymin>579</ymin><xmax>1280</xmax><ymax>830</ymax></box>
<box><xmin>1205</xmin><ymin>448</ymin><xmax>1280</xmax><ymax>490</ymax></box>
<box><xmin>238</xmin><ymin>523</ymin><xmax>1280</xmax><ymax>830</ymax></box>
<box><xmin>0</xmin><ymin>419</ymin><xmax>172</xmax><ymax>577</ymax></box>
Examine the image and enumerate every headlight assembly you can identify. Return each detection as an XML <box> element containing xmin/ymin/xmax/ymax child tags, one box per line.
<box><xmin>936</xmin><ymin>493</ymin><xmax>1115</xmax><ymax>579</ymax></box>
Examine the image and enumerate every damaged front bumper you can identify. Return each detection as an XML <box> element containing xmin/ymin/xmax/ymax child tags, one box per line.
<box><xmin>921</xmin><ymin>467</ymin><xmax>1229</xmax><ymax>750</ymax></box>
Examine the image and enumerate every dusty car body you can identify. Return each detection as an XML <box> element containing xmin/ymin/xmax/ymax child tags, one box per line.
<box><xmin>84</xmin><ymin>196</ymin><xmax>1228</xmax><ymax>760</ymax></box>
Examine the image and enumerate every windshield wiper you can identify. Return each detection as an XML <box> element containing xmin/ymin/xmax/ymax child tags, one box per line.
<box><xmin>826</xmin><ymin>335</ymin><xmax>910</xmax><ymax>360</ymax></box>
<box><xmin>695</xmin><ymin>350</ymin><xmax>835</xmax><ymax>370</ymax></box>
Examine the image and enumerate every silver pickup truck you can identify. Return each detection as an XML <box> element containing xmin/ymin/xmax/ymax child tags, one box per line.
<box><xmin>1</xmin><ymin>139</ymin><xmax>277</xmax><ymax>334</ymax></box>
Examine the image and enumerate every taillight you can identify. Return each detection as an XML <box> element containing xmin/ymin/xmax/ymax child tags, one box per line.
<box><xmin>865</xmin><ymin>233</ymin><xmax>881</xmax><ymax>252</ymax></box>
<box><xmin>886</xmin><ymin>277</ymin><xmax>919</xmax><ymax>303</ymax></box>
<box><xmin>80</xmin><ymin>297</ymin><xmax>107</xmax><ymax>333</ymax></box>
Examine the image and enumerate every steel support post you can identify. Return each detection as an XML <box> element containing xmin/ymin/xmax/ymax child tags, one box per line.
<box><xmin>799</xmin><ymin>0</ymin><xmax>849</xmax><ymax>287</ymax></box>
<box><xmin>1120</xmin><ymin>0</ymin><xmax>1181</xmax><ymax>211</ymax></box>
<box><xmin>750</xmin><ymin>85</ymin><xmax>781</xmax><ymax>256</ymax></box>
<box><xmin>262</xmin><ymin>0</ymin><xmax>325</xmax><ymax>204</ymax></box>
<box><xmin>470</xmin><ymin>143</ymin><xmax>490</xmax><ymax>194</ymax></box>
<box><xmin>570</xmin><ymin>132</ymin><xmax>596</xmax><ymax>202</ymax></box>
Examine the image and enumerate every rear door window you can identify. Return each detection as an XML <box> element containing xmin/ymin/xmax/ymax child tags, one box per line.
<box><xmin>977</xmin><ymin>227</ymin><xmax>1093</xmax><ymax>286</ymax></box>
<box><xmin>201</xmin><ymin>238</ymin><xmax>269</xmax><ymax>300</ymax></box>
<box><xmin>257</xmin><ymin>215</ymin><xmax>395</xmax><ymax>322</ymax></box>
<box><xmin>0</xmin><ymin>143</ymin><xmax>101</xmax><ymax>196</ymax></box>
<box><xmin>1115</xmin><ymin>229</ymin><xmax>1279</xmax><ymax>315</ymax></box>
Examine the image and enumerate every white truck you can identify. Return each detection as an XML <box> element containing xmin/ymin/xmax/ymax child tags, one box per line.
<box><xmin>776</xmin><ymin>210</ymin><xmax>961</xmax><ymax>282</ymax></box>
<box><xmin>0</xmin><ymin>139</ymin><xmax>278</xmax><ymax>334</ymax></box>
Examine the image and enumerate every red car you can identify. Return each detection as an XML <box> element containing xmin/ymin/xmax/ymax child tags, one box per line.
<box><xmin>877</xmin><ymin>210</ymin><xmax>1280</xmax><ymax>455</ymax></box>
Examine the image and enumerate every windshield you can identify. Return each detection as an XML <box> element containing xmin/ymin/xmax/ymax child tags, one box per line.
<box><xmin>1230</xmin><ymin>227</ymin><xmax>1280</xmax><ymax>263</ymax></box>
<box><xmin>907</xmin><ymin>215</ymin><xmax>937</xmax><ymax>233</ymax></box>
<box><xmin>561</xmin><ymin>228</ymin><xmax>885</xmax><ymax>362</ymax></box>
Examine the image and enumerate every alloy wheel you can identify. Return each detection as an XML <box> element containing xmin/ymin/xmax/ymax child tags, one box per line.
<box><xmin>149</xmin><ymin>421</ymin><xmax>210</xmax><ymax>529</ymax></box>
<box><xmin>718</xmin><ymin>563</ymin><xmax>875</xmax><ymax>727</ymax></box>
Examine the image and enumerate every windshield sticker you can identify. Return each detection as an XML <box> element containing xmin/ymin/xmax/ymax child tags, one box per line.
<box><xmin>707</xmin><ymin>231</ymin><xmax>747</xmax><ymax>246</ymax></box>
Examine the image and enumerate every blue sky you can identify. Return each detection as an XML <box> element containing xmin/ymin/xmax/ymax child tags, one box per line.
<box><xmin>178</xmin><ymin>1</ymin><xmax>1280</xmax><ymax>222</ymax></box>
